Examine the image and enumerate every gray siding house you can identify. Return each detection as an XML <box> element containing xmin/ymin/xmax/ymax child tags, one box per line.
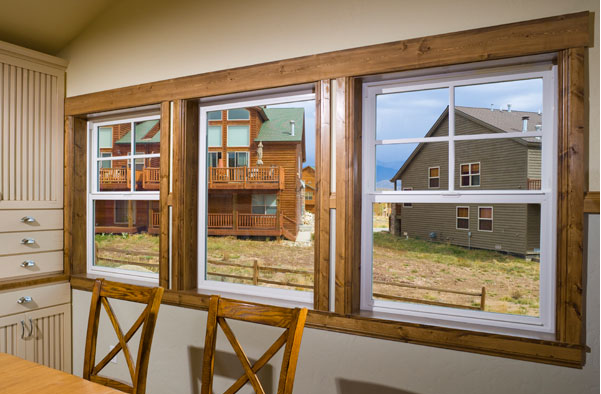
<box><xmin>389</xmin><ymin>106</ymin><xmax>542</xmax><ymax>256</ymax></box>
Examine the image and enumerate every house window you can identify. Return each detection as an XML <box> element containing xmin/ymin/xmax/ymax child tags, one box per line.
<box><xmin>114</xmin><ymin>201</ymin><xmax>136</xmax><ymax>224</ymax></box>
<box><xmin>478</xmin><ymin>207</ymin><xmax>493</xmax><ymax>232</ymax></box>
<box><xmin>227</xmin><ymin>151</ymin><xmax>248</xmax><ymax>167</ymax></box>
<box><xmin>402</xmin><ymin>188</ymin><xmax>412</xmax><ymax>207</ymax></box>
<box><xmin>305</xmin><ymin>191</ymin><xmax>313</xmax><ymax>201</ymax></box>
<box><xmin>227</xmin><ymin>125</ymin><xmax>250</xmax><ymax>147</ymax></box>
<box><xmin>199</xmin><ymin>88</ymin><xmax>315</xmax><ymax>305</ymax></box>
<box><xmin>460</xmin><ymin>162</ymin><xmax>480</xmax><ymax>187</ymax></box>
<box><xmin>208</xmin><ymin>152</ymin><xmax>222</xmax><ymax>168</ymax></box>
<box><xmin>208</xmin><ymin>125</ymin><xmax>222</xmax><ymax>147</ymax></box>
<box><xmin>251</xmin><ymin>194</ymin><xmax>277</xmax><ymax>215</ymax></box>
<box><xmin>361</xmin><ymin>62</ymin><xmax>555</xmax><ymax>337</ymax></box>
<box><xmin>208</xmin><ymin>110</ymin><xmax>222</xmax><ymax>120</ymax></box>
<box><xmin>456</xmin><ymin>206</ymin><xmax>469</xmax><ymax>230</ymax></box>
<box><xmin>429</xmin><ymin>167</ymin><xmax>440</xmax><ymax>188</ymax></box>
<box><xmin>88</xmin><ymin>114</ymin><xmax>161</xmax><ymax>281</ymax></box>
<box><xmin>227</xmin><ymin>108</ymin><xmax>250</xmax><ymax>120</ymax></box>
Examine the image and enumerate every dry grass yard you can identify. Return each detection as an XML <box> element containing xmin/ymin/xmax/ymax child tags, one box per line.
<box><xmin>95</xmin><ymin>231</ymin><xmax>539</xmax><ymax>316</ymax></box>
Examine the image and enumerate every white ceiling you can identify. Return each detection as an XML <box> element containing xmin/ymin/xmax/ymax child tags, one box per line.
<box><xmin>0</xmin><ymin>0</ymin><xmax>117</xmax><ymax>55</ymax></box>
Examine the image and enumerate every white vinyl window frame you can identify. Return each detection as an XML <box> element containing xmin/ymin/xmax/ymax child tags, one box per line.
<box><xmin>428</xmin><ymin>166</ymin><xmax>440</xmax><ymax>189</ymax></box>
<box><xmin>478</xmin><ymin>206</ymin><xmax>494</xmax><ymax>232</ymax></box>
<box><xmin>460</xmin><ymin>162</ymin><xmax>481</xmax><ymax>187</ymax></box>
<box><xmin>87</xmin><ymin>114</ymin><xmax>161</xmax><ymax>282</ymax></box>
<box><xmin>227</xmin><ymin>108</ymin><xmax>251</xmax><ymax>120</ymax></box>
<box><xmin>456</xmin><ymin>206</ymin><xmax>469</xmax><ymax>230</ymax></box>
<box><xmin>361</xmin><ymin>61</ymin><xmax>557</xmax><ymax>339</ymax></box>
<box><xmin>198</xmin><ymin>88</ymin><xmax>315</xmax><ymax>308</ymax></box>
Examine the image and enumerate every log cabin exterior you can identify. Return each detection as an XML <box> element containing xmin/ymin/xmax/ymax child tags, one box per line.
<box><xmin>302</xmin><ymin>166</ymin><xmax>316</xmax><ymax>213</ymax></box>
<box><xmin>207</xmin><ymin>107</ymin><xmax>305</xmax><ymax>241</ymax></box>
<box><xmin>390</xmin><ymin>106</ymin><xmax>542</xmax><ymax>256</ymax></box>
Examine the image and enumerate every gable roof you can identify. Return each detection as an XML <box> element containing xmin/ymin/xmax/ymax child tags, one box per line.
<box><xmin>115</xmin><ymin>119</ymin><xmax>160</xmax><ymax>144</ymax></box>
<box><xmin>255</xmin><ymin>108</ymin><xmax>304</xmax><ymax>142</ymax></box>
<box><xmin>390</xmin><ymin>106</ymin><xmax>542</xmax><ymax>182</ymax></box>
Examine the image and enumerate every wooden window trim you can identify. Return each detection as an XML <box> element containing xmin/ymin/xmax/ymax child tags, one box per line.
<box><xmin>62</xmin><ymin>13</ymin><xmax>593</xmax><ymax>368</ymax></box>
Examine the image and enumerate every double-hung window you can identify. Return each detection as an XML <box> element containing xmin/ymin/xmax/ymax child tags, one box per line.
<box><xmin>362</xmin><ymin>62</ymin><xmax>556</xmax><ymax>338</ymax></box>
<box><xmin>198</xmin><ymin>87</ymin><xmax>316</xmax><ymax>306</ymax></box>
<box><xmin>88</xmin><ymin>114</ymin><xmax>161</xmax><ymax>281</ymax></box>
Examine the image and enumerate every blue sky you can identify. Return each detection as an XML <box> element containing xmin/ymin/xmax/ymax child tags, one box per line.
<box><xmin>267</xmin><ymin>99</ymin><xmax>316</xmax><ymax>167</ymax></box>
<box><xmin>375</xmin><ymin>78</ymin><xmax>543</xmax><ymax>183</ymax></box>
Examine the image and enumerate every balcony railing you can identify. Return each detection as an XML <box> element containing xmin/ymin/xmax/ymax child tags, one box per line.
<box><xmin>527</xmin><ymin>178</ymin><xmax>541</xmax><ymax>190</ymax></box>
<box><xmin>98</xmin><ymin>167</ymin><xmax>160</xmax><ymax>190</ymax></box>
<box><xmin>208</xmin><ymin>166</ymin><xmax>285</xmax><ymax>190</ymax></box>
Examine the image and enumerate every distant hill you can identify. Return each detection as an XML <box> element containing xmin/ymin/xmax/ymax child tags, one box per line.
<box><xmin>376</xmin><ymin>179</ymin><xmax>394</xmax><ymax>190</ymax></box>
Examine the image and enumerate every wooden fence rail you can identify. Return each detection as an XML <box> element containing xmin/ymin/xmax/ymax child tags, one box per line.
<box><xmin>207</xmin><ymin>258</ymin><xmax>314</xmax><ymax>290</ymax></box>
<box><xmin>373</xmin><ymin>280</ymin><xmax>486</xmax><ymax>311</ymax></box>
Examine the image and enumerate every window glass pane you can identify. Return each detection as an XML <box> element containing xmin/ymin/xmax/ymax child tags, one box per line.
<box><xmin>208</xmin><ymin>111</ymin><xmax>222</xmax><ymax>120</ymax></box>
<box><xmin>227</xmin><ymin>125</ymin><xmax>250</xmax><ymax>147</ymax></box>
<box><xmin>374</xmin><ymin>203</ymin><xmax>540</xmax><ymax>317</ymax></box>
<box><xmin>377</xmin><ymin>142</ymin><xmax>448</xmax><ymax>191</ymax></box>
<box><xmin>101</xmin><ymin>122</ymin><xmax>131</xmax><ymax>157</ymax></box>
<box><xmin>376</xmin><ymin>88</ymin><xmax>449</xmax><ymax>140</ymax></box>
<box><xmin>135</xmin><ymin>157</ymin><xmax>160</xmax><ymax>191</ymax></box>
<box><xmin>98</xmin><ymin>159</ymin><xmax>130</xmax><ymax>192</ymax></box>
<box><xmin>98</xmin><ymin>127</ymin><xmax>113</xmax><ymax>150</ymax></box>
<box><xmin>455</xmin><ymin>137</ymin><xmax>541</xmax><ymax>190</ymax></box>
<box><xmin>455</xmin><ymin>78</ymin><xmax>543</xmax><ymax>135</ymax></box>
<box><xmin>93</xmin><ymin>200</ymin><xmax>159</xmax><ymax>275</ymax></box>
<box><xmin>227</xmin><ymin>108</ymin><xmax>250</xmax><ymax>120</ymax></box>
<box><xmin>135</xmin><ymin>119</ymin><xmax>161</xmax><ymax>155</ymax></box>
<box><xmin>208</xmin><ymin>125</ymin><xmax>222</xmax><ymax>147</ymax></box>
<box><xmin>205</xmin><ymin>98</ymin><xmax>316</xmax><ymax>294</ymax></box>
<box><xmin>479</xmin><ymin>207</ymin><xmax>493</xmax><ymax>219</ymax></box>
<box><xmin>208</xmin><ymin>152</ymin><xmax>222</xmax><ymax>168</ymax></box>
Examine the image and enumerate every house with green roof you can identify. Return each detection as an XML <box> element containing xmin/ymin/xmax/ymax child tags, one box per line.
<box><xmin>206</xmin><ymin>106</ymin><xmax>306</xmax><ymax>241</ymax></box>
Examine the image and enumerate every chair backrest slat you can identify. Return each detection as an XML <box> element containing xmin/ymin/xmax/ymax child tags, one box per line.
<box><xmin>201</xmin><ymin>296</ymin><xmax>308</xmax><ymax>394</ymax></box>
<box><xmin>83</xmin><ymin>279</ymin><xmax>164</xmax><ymax>394</ymax></box>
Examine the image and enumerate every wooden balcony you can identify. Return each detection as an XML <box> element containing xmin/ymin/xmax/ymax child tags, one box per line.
<box><xmin>148</xmin><ymin>210</ymin><xmax>160</xmax><ymax>234</ymax></box>
<box><xmin>207</xmin><ymin>212</ymin><xmax>296</xmax><ymax>240</ymax></box>
<box><xmin>98</xmin><ymin>167</ymin><xmax>160</xmax><ymax>190</ymax></box>
<box><xmin>208</xmin><ymin>166</ymin><xmax>285</xmax><ymax>190</ymax></box>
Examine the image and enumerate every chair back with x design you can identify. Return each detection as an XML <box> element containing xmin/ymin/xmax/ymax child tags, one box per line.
<box><xmin>83</xmin><ymin>279</ymin><xmax>164</xmax><ymax>394</ymax></box>
<box><xmin>201</xmin><ymin>296</ymin><xmax>308</xmax><ymax>394</ymax></box>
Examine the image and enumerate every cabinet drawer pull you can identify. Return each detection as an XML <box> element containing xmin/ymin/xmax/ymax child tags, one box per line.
<box><xmin>17</xmin><ymin>296</ymin><xmax>32</xmax><ymax>304</ymax></box>
<box><xmin>20</xmin><ymin>216</ymin><xmax>36</xmax><ymax>223</ymax></box>
<box><xmin>20</xmin><ymin>238</ymin><xmax>35</xmax><ymax>245</ymax></box>
<box><xmin>20</xmin><ymin>260</ymin><xmax>36</xmax><ymax>268</ymax></box>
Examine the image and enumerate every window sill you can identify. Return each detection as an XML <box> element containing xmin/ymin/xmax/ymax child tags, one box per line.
<box><xmin>70</xmin><ymin>273</ymin><xmax>588</xmax><ymax>368</ymax></box>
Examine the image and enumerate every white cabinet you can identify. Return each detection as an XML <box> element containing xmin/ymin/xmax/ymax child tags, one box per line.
<box><xmin>0</xmin><ymin>40</ymin><xmax>70</xmax><ymax>373</ymax></box>
<box><xmin>0</xmin><ymin>283</ymin><xmax>71</xmax><ymax>372</ymax></box>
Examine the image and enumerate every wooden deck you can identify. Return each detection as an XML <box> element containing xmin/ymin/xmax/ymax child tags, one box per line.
<box><xmin>98</xmin><ymin>167</ymin><xmax>160</xmax><ymax>190</ymax></box>
<box><xmin>207</xmin><ymin>213</ymin><xmax>295</xmax><ymax>240</ymax></box>
<box><xmin>208</xmin><ymin>166</ymin><xmax>285</xmax><ymax>190</ymax></box>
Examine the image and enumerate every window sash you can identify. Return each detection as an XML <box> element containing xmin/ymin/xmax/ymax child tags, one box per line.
<box><xmin>360</xmin><ymin>63</ymin><xmax>557</xmax><ymax>338</ymax></box>
<box><xmin>227</xmin><ymin>125</ymin><xmax>250</xmax><ymax>147</ymax></box>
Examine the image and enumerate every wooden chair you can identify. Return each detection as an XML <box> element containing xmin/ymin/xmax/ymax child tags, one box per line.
<box><xmin>83</xmin><ymin>279</ymin><xmax>164</xmax><ymax>394</ymax></box>
<box><xmin>201</xmin><ymin>295</ymin><xmax>308</xmax><ymax>394</ymax></box>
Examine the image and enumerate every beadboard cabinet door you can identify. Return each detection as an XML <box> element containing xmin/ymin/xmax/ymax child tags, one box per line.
<box><xmin>0</xmin><ymin>49</ymin><xmax>65</xmax><ymax>209</ymax></box>
<box><xmin>0</xmin><ymin>313</ymin><xmax>27</xmax><ymax>358</ymax></box>
<box><xmin>25</xmin><ymin>304</ymin><xmax>72</xmax><ymax>372</ymax></box>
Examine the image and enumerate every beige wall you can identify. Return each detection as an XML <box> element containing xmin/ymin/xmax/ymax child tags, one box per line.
<box><xmin>72</xmin><ymin>215</ymin><xmax>599</xmax><ymax>394</ymax></box>
<box><xmin>62</xmin><ymin>1</ymin><xmax>600</xmax><ymax>393</ymax></box>
<box><xmin>59</xmin><ymin>0</ymin><xmax>599</xmax><ymax>190</ymax></box>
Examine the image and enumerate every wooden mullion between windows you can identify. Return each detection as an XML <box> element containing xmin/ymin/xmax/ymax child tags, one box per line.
<box><xmin>335</xmin><ymin>77</ymin><xmax>362</xmax><ymax>315</ymax></box>
<box><xmin>159</xmin><ymin>101</ymin><xmax>170</xmax><ymax>288</ymax></box>
<box><xmin>171</xmin><ymin>100</ymin><xmax>199</xmax><ymax>291</ymax></box>
<box><xmin>314</xmin><ymin>80</ymin><xmax>331</xmax><ymax>311</ymax></box>
<box><xmin>556</xmin><ymin>48</ymin><xmax>586</xmax><ymax>348</ymax></box>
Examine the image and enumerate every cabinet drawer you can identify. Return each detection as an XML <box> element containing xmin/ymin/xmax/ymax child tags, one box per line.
<box><xmin>0</xmin><ymin>251</ymin><xmax>63</xmax><ymax>280</ymax></box>
<box><xmin>0</xmin><ymin>231</ymin><xmax>63</xmax><ymax>256</ymax></box>
<box><xmin>0</xmin><ymin>282</ymin><xmax>70</xmax><ymax>317</ymax></box>
<box><xmin>0</xmin><ymin>210</ymin><xmax>63</xmax><ymax>233</ymax></box>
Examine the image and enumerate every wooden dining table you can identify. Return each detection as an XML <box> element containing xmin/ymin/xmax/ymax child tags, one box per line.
<box><xmin>0</xmin><ymin>353</ymin><xmax>122</xmax><ymax>393</ymax></box>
